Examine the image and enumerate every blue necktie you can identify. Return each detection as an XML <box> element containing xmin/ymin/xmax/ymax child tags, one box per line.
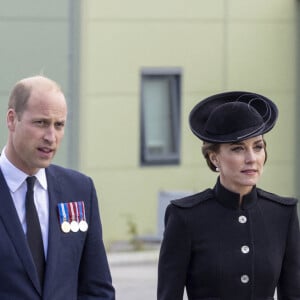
<box><xmin>25</xmin><ymin>176</ymin><xmax>45</xmax><ymax>286</ymax></box>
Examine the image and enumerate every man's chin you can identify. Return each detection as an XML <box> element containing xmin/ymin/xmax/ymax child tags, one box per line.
<box><xmin>37</xmin><ymin>158</ymin><xmax>53</xmax><ymax>169</ymax></box>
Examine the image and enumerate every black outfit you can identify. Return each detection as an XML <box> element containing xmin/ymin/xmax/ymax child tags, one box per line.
<box><xmin>158</xmin><ymin>179</ymin><xmax>300</xmax><ymax>300</ymax></box>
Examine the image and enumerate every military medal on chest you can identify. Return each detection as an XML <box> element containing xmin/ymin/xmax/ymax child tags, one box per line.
<box><xmin>58</xmin><ymin>203</ymin><xmax>71</xmax><ymax>233</ymax></box>
<box><xmin>78</xmin><ymin>201</ymin><xmax>88</xmax><ymax>232</ymax></box>
<box><xmin>68</xmin><ymin>202</ymin><xmax>79</xmax><ymax>232</ymax></box>
<box><xmin>58</xmin><ymin>201</ymin><xmax>88</xmax><ymax>233</ymax></box>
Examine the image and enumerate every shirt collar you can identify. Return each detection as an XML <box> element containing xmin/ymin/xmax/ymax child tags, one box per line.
<box><xmin>0</xmin><ymin>148</ymin><xmax>47</xmax><ymax>192</ymax></box>
<box><xmin>213</xmin><ymin>177</ymin><xmax>258</xmax><ymax>210</ymax></box>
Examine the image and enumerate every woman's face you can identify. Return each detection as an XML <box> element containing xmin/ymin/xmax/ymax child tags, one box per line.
<box><xmin>209</xmin><ymin>135</ymin><xmax>266</xmax><ymax>195</ymax></box>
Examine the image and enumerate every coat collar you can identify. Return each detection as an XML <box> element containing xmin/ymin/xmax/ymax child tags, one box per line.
<box><xmin>214</xmin><ymin>178</ymin><xmax>258</xmax><ymax>210</ymax></box>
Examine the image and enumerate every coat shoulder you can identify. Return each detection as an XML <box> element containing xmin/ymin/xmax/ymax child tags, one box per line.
<box><xmin>257</xmin><ymin>188</ymin><xmax>298</xmax><ymax>206</ymax></box>
<box><xmin>171</xmin><ymin>189</ymin><xmax>214</xmax><ymax>208</ymax></box>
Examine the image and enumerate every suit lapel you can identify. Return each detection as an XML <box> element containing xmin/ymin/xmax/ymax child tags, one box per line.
<box><xmin>0</xmin><ymin>169</ymin><xmax>42</xmax><ymax>294</ymax></box>
<box><xmin>43</xmin><ymin>167</ymin><xmax>62</xmax><ymax>296</ymax></box>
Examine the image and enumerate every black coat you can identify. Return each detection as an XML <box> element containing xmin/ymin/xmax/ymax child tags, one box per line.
<box><xmin>157</xmin><ymin>180</ymin><xmax>300</xmax><ymax>300</ymax></box>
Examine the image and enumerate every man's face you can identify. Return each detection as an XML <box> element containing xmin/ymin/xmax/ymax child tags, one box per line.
<box><xmin>6</xmin><ymin>88</ymin><xmax>67</xmax><ymax>175</ymax></box>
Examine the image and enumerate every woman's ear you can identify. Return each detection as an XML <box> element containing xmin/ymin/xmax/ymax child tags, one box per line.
<box><xmin>208</xmin><ymin>152</ymin><xmax>218</xmax><ymax>167</ymax></box>
<box><xmin>209</xmin><ymin>152</ymin><xmax>220</xmax><ymax>172</ymax></box>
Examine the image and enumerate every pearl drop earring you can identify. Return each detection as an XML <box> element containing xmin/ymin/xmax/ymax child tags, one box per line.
<box><xmin>216</xmin><ymin>167</ymin><xmax>220</xmax><ymax>172</ymax></box>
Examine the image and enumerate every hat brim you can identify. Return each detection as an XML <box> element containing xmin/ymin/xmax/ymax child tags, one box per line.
<box><xmin>189</xmin><ymin>91</ymin><xmax>278</xmax><ymax>143</ymax></box>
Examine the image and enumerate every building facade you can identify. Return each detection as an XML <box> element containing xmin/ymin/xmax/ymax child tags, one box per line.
<box><xmin>0</xmin><ymin>0</ymin><xmax>299</xmax><ymax>247</ymax></box>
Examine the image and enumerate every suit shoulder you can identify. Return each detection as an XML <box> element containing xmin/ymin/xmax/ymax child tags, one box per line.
<box><xmin>171</xmin><ymin>189</ymin><xmax>214</xmax><ymax>208</ymax></box>
<box><xmin>257</xmin><ymin>188</ymin><xmax>298</xmax><ymax>206</ymax></box>
<box><xmin>47</xmin><ymin>164</ymin><xmax>91</xmax><ymax>181</ymax></box>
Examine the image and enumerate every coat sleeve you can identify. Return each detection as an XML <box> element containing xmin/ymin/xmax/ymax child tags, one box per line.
<box><xmin>157</xmin><ymin>204</ymin><xmax>191</xmax><ymax>300</ymax></box>
<box><xmin>277</xmin><ymin>205</ymin><xmax>300</xmax><ymax>300</ymax></box>
<box><xmin>77</xmin><ymin>178</ymin><xmax>115</xmax><ymax>300</ymax></box>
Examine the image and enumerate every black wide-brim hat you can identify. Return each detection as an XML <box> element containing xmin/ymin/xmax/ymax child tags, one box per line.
<box><xmin>189</xmin><ymin>91</ymin><xmax>278</xmax><ymax>143</ymax></box>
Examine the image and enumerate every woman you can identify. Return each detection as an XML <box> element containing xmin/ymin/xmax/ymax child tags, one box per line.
<box><xmin>157</xmin><ymin>91</ymin><xmax>300</xmax><ymax>300</ymax></box>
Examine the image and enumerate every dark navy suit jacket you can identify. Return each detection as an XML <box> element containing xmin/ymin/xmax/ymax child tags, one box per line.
<box><xmin>0</xmin><ymin>164</ymin><xmax>115</xmax><ymax>300</ymax></box>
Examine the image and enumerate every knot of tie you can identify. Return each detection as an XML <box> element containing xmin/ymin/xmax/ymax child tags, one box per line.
<box><xmin>26</xmin><ymin>176</ymin><xmax>36</xmax><ymax>192</ymax></box>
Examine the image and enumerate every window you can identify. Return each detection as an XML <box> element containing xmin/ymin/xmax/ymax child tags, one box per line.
<box><xmin>140</xmin><ymin>68</ymin><xmax>181</xmax><ymax>165</ymax></box>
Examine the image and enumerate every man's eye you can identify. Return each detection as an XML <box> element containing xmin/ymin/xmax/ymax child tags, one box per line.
<box><xmin>55</xmin><ymin>122</ymin><xmax>65</xmax><ymax>129</ymax></box>
<box><xmin>35</xmin><ymin>120</ymin><xmax>45</xmax><ymax>126</ymax></box>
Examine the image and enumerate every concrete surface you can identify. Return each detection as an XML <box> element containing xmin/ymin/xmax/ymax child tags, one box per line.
<box><xmin>108</xmin><ymin>250</ymin><xmax>188</xmax><ymax>300</ymax></box>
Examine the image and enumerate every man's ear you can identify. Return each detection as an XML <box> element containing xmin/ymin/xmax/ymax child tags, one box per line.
<box><xmin>7</xmin><ymin>109</ymin><xmax>17</xmax><ymax>131</ymax></box>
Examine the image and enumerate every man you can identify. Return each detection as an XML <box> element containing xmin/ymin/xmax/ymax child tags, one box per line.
<box><xmin>0</xmin><ymin>75</ymin><xmax>115</xmax><ymax>299</ymax></box>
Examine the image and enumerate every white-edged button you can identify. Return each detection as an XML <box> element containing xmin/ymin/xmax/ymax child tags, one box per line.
<box><xmin>241</xmin><ymin>274</ymin><xmax>250</xmax><ymax>284</ymax></box>
<box><xmin>241</xmin><ymin>245</ymin><xmax>250</xmax><ymax>254</ymax></box>
<box><xmin>238</xmin><ymin>215</ymin><xmax>247</xmax><ymax>224</ymax></box>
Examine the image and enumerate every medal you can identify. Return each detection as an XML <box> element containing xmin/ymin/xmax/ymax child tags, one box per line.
<box><xmin>79</xmin><ymin>220</ymin><xmax>88</xmax><ymax>232</ymax></box>
<box><xmin>61</xmin><ymin>221</ymin><xmax>71</xmax><ymax>233</ymax></box>
<box><xmin>70</xmin><ymin>221</ymin><xmax>79</xmax><ymax>232</ymax></box>
<box><xmin>78</xmin><ymin>201</ymin><xmax>88</xmax><ymax>232</ymax></box>
<box><xmin>68</xmin><ymin>202</ymin><xmax>79</xmax><ymax>232</ymax></box>
<box><xmin>58</xmin><ymin>201</ymin><xmax>88</xmax><ymax>233</ymax></box>
<box><xmin>58</xmin><ymin>203</ymin><xmax>71</xmax><ymax>233</ymax></box>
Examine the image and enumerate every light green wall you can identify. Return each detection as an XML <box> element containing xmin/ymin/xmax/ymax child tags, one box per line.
<box><xmin>0</xmin><ymin>0</ymin><xmax>72</xmax><ymax>166</ymax></box>
<box><xmin>0</xmin><ymin>0</ymin><xmax>297</xmax><ymax>247</ymax></box>
<box><xmin>79</xmin><ymin>0</ymin><xmax>299</xmax><ymax>246</ymax></box>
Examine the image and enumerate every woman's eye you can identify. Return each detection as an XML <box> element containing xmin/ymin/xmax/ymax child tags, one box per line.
<box><xmin>231</xmin><ymin>146</ymin><xmax>243</xmax><ymax>152</ymax></box>
<box><xmin>254</xmin><ymin>145</ymin><xmax>264</xmax><ymax>151</ymax></box>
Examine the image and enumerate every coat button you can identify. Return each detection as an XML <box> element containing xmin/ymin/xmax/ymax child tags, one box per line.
<box><xmin>241</xmin><ymin>274</ymin><xmax>250</xmax><ymax>284</ymax></box>
<box><xmin>238</xmin><ymin>215</ymin><xmax>247</xmax><ymax>224</ymax></box>
<box><xmin>241</xmin><ymin>245</ymin><xmax>250</xmax><ymax>254</ymax></box>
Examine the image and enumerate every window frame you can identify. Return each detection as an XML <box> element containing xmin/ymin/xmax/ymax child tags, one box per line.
<box><xmin>140</xmin><ymin>67</ymin><xmax>182</xmax><ymax>166</ymax></box>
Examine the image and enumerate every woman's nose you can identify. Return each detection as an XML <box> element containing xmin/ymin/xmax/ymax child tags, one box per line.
<box><xmin>245</xmin><ymin>150</ymin><xmax>255</xmax><ymax>163</ymax></box>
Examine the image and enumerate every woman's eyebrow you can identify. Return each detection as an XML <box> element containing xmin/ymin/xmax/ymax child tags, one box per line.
<box><xmin>229</xmin><ymin>139</ymin><xmax>263</xmax><ymax>146</ymax></box>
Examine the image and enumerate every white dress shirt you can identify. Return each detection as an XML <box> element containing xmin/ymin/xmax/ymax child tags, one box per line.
<box><xmin>0</xmin><ymin>149</ymin><xmax>49</xmax><ymax>257</ymax></box>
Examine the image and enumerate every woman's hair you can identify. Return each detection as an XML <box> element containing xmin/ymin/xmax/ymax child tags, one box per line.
<box><xmin>201</xmin><ymin>143</ymin><xmax>221</xmax><ymax>172</ymax></box>
<box><xmin>201</xmin><ymin>139</ymin><xmax>268</xmax><ymax>172</ymax></box>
